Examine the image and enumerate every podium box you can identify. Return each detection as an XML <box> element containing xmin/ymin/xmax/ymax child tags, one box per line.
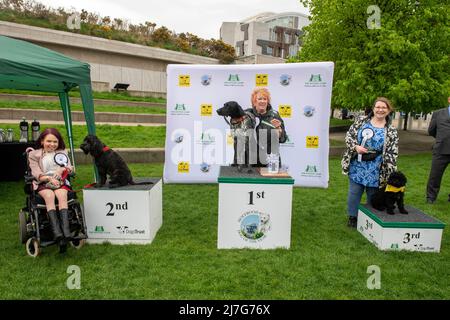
<box><xmin>217</xmin><ymin>166</ymin><xmax>294</xmax><ymax>249</ymax></box>
<box><xmin>83</xmin><ymin>178</ymin><xmax>162</xmax><ymax>245</ymax></box>
<box><xmin>357</xmin><ymin>204</ymin><xmax>445</xmax><ymax>253</ymax></box>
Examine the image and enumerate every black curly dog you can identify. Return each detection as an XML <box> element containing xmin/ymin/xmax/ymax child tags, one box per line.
<box><xmin>371</xmin><ymin>171</ymin><xmax>408</xmax><ymax>215</ymax></box>
<box><xmin>80</xmin><ymin>135</ymin><xmax>150</xmax><ymax>188</ymax></box>
<box><xmin>217</xmin><ymin>101</ymin><xmax>256</xmax><ymax>173</ymax></box>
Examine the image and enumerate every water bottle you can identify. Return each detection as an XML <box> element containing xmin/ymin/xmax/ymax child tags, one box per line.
<box><xmin>31</xmin><ymin>119</ymin><xmax>40</xmax><ymax>141</ymax></box>
<box><xmin>267</xmin><ymin>153</ymin><xmax>280</xmax><ymax>174</ymax></box>
<box><xmin>6</xmin><ymin>128</ymin><xmax>14</xmax><ymax>142</ymax></box>
<box><xmin>19</xmin><ymin>117</ymin><xmax>28</xmax><ymax>143</ymax></box>
<box><xmin>0</xmin><ymin>129</ymin><xmax>5</xmax><ymax>143</ymax></box>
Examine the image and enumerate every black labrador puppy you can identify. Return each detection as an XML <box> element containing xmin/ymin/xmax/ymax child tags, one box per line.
<box><xmin>80</xmin><ymin>135</ymin><xmax>140</xmax><ymax>188</ymax></box>
<box><xmin>371</xmin><ymin>171</ymin><xmax>408</xmax><ymax>215</ymax></box>
<box><xmin>217</xmin><ymin>101</ymin><xmax>256</xmax><ymax>173</ymax></box>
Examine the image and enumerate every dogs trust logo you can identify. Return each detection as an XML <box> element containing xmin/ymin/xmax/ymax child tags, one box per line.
<box><xmin>178</xmin><ymin>75</ymin><xmax>190</xmax><ymax>87</ymax></box>
<box><xmin>306</xmin><ymin>136</ymin><xmax>319</xmax><ymax>148</ymax></box>
<box><xmin>178</xmin><ymin>161</ymin><xmax>190</xmax><ymax>173</ymax></box>
<box><xmin>224</xmin><ymin>74</ymin><xmax>244</xmax><ymax>87</ymax></box>
<box><xmin>201</xmin><ymin>75</ymin><xmax>211</xmax><ymax>86</ymax></box>
<box><xmin>239</xmin><ymin>211</ymin><xmax>271</xmax><ymax>242</ymax></box>
<box><xmin>280</xmin><ymin>74</ymin><xmax>292</xmax><ymax>86</ymax></box>
<box><xmin>278</xmin><ymin>105</ymin><xmax>292</xmax><ymax>118</ymax></box>
<box><xmin>200</xmin><ymin>104</ymin><xmax>213</xmax><ymax>116</ymax></box>
<box><xmin>256</xmin><ymin>74</ymin><xmax>268</xmax><ymax>86</ymax></box>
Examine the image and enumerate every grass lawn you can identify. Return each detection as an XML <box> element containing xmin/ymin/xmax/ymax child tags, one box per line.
<box><xmin>0</xmin><ymin>154</ymin><xmax>448</xmax><ymax>299</ymax></box>
<box><xmin>0</xmin><ymin>123</ymin><xmax>165</xmax><ymax>148</ymax></box>
<box><xmin>0</xmin><ymin>100</ymin><xmax>166</xmax><ymax>115</ymax></box>
<box><xmin>0</xmin><ymin>88</ymin><xmax>166</xmax><ymax>104</ymax></box>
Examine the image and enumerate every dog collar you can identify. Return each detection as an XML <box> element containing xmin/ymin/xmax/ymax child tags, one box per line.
<box><xmin>230</xmin><ymin>115</ymin><xmax>246</xmax><ymax>124</ymax></box>
<box><xmin>385</xmin><ymin>184</ymin><xmax>405</xmax><ymax>193</ymax></box>
<box><xmin>102</xmin><ymin>146</ymin><xmax>110</xmax><ymax>152</ymax></box>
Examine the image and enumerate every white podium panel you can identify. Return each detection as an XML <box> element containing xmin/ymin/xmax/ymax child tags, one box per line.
<box><xmin>83</xmin><ymin>178</ymin><xmax>162</xmax><ymax>245</ymax></box>
<box><xmin>217</xmin><ymin>166</ymin><xmax>294</xmax><ymax>249</ymax></box>
<box><xmin>357</xmin><ymin>204</ymin><xmax>445</xmax><ymax>253</ymax></box>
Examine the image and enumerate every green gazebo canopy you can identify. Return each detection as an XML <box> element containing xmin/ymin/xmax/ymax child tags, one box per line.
<box><xmin>0</xmin><ymin>35</ymin><xmax>96</xmax><ymax>167</ymax></box>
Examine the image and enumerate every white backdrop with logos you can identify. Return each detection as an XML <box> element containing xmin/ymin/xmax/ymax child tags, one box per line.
<box><xmin>163</xmin><ymin>62</ymin><xmax>334</xmax><ymax>187</ymax></box>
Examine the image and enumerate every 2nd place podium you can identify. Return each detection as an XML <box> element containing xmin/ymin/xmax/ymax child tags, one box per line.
<box><xmin>83</xmin><ymin>178</ymin><xmax>162</xmax><ymax>245</ymax></box>
<box><xmin>217</xmin><ymin>166</ymin><xmax>294</xmax><ymax>249</ymax></box>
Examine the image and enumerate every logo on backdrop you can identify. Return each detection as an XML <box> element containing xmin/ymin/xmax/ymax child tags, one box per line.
<box><xmin>239</xmin><ymin>210</ymin><xmax>271</xmax><ymax>242</ymax></box>
<box><xmin>281</xmin><ymin>135</ymin><xmax>295</xmax><ymax>148</ymax></box>
<box><xmin>178</xmin><ymin>161</ymin><xmax>190</xmax><ymax>173</ymax></box>
<box><xmin>200</xmin><ymin>104</ymin><xmax>213</xmax><ymax>116</ymax></box>
<box><xmin>278</xmin><ymin>105</ymin><xmax>292</xmax><ymax>118</ymax></box>
<box><xmin>171</xmin><ymin>103</ymin><xmax>190</xmax><ymax>116</ymax></box>
<box><xmin>178</xmin><ymin>75</ymin><xmax>190</xmax><ymax>87</ymax></box>
<box><xmin>306</xmin><ymin>136</ymin><xmax>319</xmax><ymax>148</ymax></box>
<box><xmin>255</xmin><ymin>74</ymin><xmax>268</xmax><ymax>86</ymax></box>
<box><xmin>224</xmin><ymin>74</ymin><xmax>244</xmax><ymax>87</ymax></box>
<box><xmin>200</xmin><ymin>162</ymin><xmax>210</xmax><ymax>173</ymax></box>
<box><xmin>196</xmin><ymin>132</ymin><xmax>216</xmax><ymax>145</ymax></box>
<box><xmin>305</xmin><ymin>74</ymin><xmax>327</xmax><ymax>87</ymax></box>
<box><xmin>301</xmin><ymin>164</ymin><xmax>322</xmax><ymax>178</ymax></box>
<box><xmin>280</xmin><ymin>74</ymin><xmax>292</xmax><ymax>86</ymax></box>
<box><xmin>201</xmin><ymin>75</ymin><xmax>211</xmax><ymax>86</ymax></box>
<box><xmin>173</xmin><ymin>133</ymin><xmax>184</xmax><ymax>143</ymax></box>
<box><xmin>303</xmin><ymin>105</ymin><xmax>316</xmax><ymax>117</ymax></box>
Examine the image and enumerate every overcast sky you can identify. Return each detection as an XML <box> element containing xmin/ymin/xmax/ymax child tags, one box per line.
<box><xmin>36</xmin><ymin>0</ymin><xmax>309</xmax><ymax>39</ymax></box>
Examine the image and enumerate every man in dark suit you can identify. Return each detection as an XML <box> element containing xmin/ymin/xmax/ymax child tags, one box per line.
<box><xmin>426</xmin><ymin>96</ymin><xmax>450</xmax><ymax>203</ymax></box>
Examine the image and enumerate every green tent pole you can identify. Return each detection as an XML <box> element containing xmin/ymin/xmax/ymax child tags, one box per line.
<box><xmin>58</xmin><ymin>92</ymin><xmax>76</xmax><ymax>170</ymax></box>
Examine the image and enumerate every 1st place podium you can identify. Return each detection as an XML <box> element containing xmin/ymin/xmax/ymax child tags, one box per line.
<box><xmin>217</xmin><ymin>166</ymin><xmax>294</xmax><ymax>249</ymax></box>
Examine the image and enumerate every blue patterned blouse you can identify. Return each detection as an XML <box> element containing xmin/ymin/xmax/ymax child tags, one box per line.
<box><xmin>349</xmin><ymin>122</ymin><xmax>385</xmax><ymax>187</ymax></box>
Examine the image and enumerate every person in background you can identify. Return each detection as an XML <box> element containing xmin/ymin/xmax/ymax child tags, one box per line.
<box><xmin>426</xmin><ymin>96</ymin><xmax>450</xmax><ymax>204</ymax></box>
<box><xmin>341</xmin><ymin>97</ymin><xmax>399</xmax><ymax>228</ymax></box>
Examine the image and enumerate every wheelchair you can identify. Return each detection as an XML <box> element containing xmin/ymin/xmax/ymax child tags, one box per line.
<box><xmin>18</xmin><ymin>149</ymin><xmax>87</xmax><ymax>257</ymax></box>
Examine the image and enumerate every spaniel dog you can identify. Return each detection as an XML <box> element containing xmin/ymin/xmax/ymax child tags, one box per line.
<box><xmin>216</xmin><ymin>101</ymin><xmax>256</xmax><ymax>173</ymax></box>
<box><xmin>80</xmin><ymin>135</ymin><xmax>147</xmax><ymax>188</ymax></box>
<box><xmin>371</xmin><ymin>171</ymin><xmax>408</xmax><ymax>215</ymax></box>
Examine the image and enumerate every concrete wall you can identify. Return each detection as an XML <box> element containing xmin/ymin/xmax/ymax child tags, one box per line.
<box><xmin>0</xmin><ymin>21</ymin><xmax>220</xmax><ymax>96</ymax></box>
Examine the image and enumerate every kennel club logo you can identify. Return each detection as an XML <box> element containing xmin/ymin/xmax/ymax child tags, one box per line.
<box><xmin>171</xmin><ymin>103</ymin><xmax>190</xmax><ymax>116</ymax></box>
<box><xmin>224</xmin><ymin>74</ymin><xmax>244</xmax><ymax>87</ymax></box>
<box><xmin>200</xmin><ymin>104</ymin><xmax>213</xmax><ymax>116</ymax></box>
<box><xmin>306</xmin><ymin>136</ymin><xmax>319</xmax><ymax>148</ymax></box>
<box><xmin>280</xmin><ymin>74</ymin><xmax>292</xmax><ymax>86</ymax></box>
<box><xmin>90</xmin><ymin>225</ymin><xmax>110</xmax><ymax>234</ymax></box>
<box><xmin>255</xmin><ymin>74</ymin><xmax>268</xmax><ymax>86</ymax></box>
<box><xmin>301</xmin><ymin>164</ymin><xmax>322</xmax><ymax>178</ymax></box>
<box><xmin>196</xmin><ymin>132</ymin><xmax>216</xmax><ymax>145</ymax></box>
<box><xmin>278</xmin><ymin>105</ymin><xmax>292</xmax><ymax>118</ymax></box>
<box><xmin>201</xmin><ymin>74</ymin><xmax>211</xmax><ymax>86</ymax></box>
<box><xmin>238</xmin><ymin>210</ymin><xmax>271</xmax><ymax>242</ymax></box>
<box><xmin>178</xmin><ymin>74</ymin><xmax>190</xmax><ymax>87</ymax></box>
<box><xmin>305</xmin><ymin>74</ymin><xmax>327</xmax><ymax>87</ymax></box>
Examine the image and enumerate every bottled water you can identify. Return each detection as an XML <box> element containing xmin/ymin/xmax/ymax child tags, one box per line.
<box><xmin>6</xmin><ymin>128</ymin><xmax>14</xmax><ymax>142</ymax></box>
<box><xmin>31</xmin><ymin>119</ymin><xmax>40</xmax><ymax>141</ymax></box>
<box><xmin>267</xmin><ymin>153</ymin><xmax>280</xmax><ymax>174</ymax></box>
<box><xmin>19</xmin><ymin>117</ymin><xmax>29</xmax><ymax>143</ymax></box>
<box><xmin>0</xmin><ymin>129</ymin><xmax>5</xmax><ymax>143</ymax></box>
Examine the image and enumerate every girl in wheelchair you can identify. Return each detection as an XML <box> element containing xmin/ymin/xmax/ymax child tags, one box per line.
<box><xmin>28</xmin><ymin>128</ymin><xmax>74</xmax><ymax>251</ymax></box>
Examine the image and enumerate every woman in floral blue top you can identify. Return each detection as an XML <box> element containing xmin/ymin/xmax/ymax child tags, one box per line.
<box><xmin>341</xmin><ymin>97</ymin><xmax>399</xmax><ymax>228</ymax></box>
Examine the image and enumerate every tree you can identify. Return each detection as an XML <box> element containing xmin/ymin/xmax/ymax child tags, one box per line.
<box><xmin>292</xmin><ymin>0</ymin><xmax>449</xmax><ymax>124</ymax></box>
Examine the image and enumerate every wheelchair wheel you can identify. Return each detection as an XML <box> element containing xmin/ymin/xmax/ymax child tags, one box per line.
<box><xmin>26</xmin><ymin>238</ymin><xmax>41</xmax><ymax>257</ymax></box>
<box><xmin>70</xmin><ymin>233</ymin><xmax>86</xmax><ymax>249</ymax></box>
<box><xmin>19</xmin><ymin>210</ymin><xmax>28</xmax><ymax>244</ymax></box>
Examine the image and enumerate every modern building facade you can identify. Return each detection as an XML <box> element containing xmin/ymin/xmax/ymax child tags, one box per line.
<box><xmin>220</xmin><ymin>12</ymin><xmax>310</xmax><ymax>62</ymax></box>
